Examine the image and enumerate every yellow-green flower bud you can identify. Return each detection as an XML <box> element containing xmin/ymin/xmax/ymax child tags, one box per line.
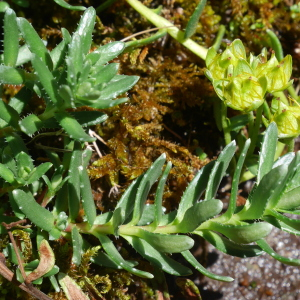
<box><xmin>214</xmin><ymin>73</ymin><xmax>266</xmax><ymax>112</ymax></box>
<box><xmin>254</xmin><ymin>53</ymin><xmax>293</xmax><ymax>93</ymax></box>
<box><xmin>272</xmin><ymin>100</ymin><xmax>300</xmax><ymax>138</ymax></box>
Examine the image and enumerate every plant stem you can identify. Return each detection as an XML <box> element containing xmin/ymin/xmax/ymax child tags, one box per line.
<box><xmin>220</xmin><ymin>101</ymin><xmax>231</xmax><ymax>145</ymax></box>
<box><xmin>212</xmin><ymin>25</ymin><xmax>225</xmax><ymax>51</ymax></box>
<box><xmin>125</xmin><ymin>0</ymin><xmax>208</xmax><ymax>60</ymax></box>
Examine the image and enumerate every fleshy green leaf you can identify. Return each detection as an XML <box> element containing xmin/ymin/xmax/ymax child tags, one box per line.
<box><xmin>75</xmin><ymin>7</ymin><xmax>96</xmax><ymax>55</ymax></box>
<box><xmin>53</xmin><ymin>0</ymin><xmax>86</xmax><ymax>11</ymax></box>
<box><xmin>19</xmin><ymin>114</ymin><xmax>43</xmax><ymax>136</ymax></box>
<box><xmin>205</xmin><ymin>140</ymin><xmax>236</xmax><ymax>200</ymax></box>
<box><xmin>31</xmin><ymin>55</ymin><xmax>61</xmax><ymax>105</ymax></box>
<box><xmin>173</xmin><ymin>161</ymin><xmax>215</xmax><ymax>224</ymax></box>
<box><xmin>86</xmin><ymin>41</ymin><xmax>125</xmax><ymax>65</ymax></box>
<box><xmin>55</xmin><ymin>112</ymin><xmax>95</xmax><ymax>142</ymax></box>
<box><xmin>67</xmin><ymin>142</ymin><xmax>82</xmax><ymax>221</ymax></box>
<box><xmin>123</xmin><ymin>235</ymin><xmax>192</xmax><ymax>276</ymax></box>
<box><xmin>257</xmin><ymin>239</ymin><xmax>300</xmax><ymax>266</ymax></box>
<box><xmin>196</xmin><ymin>230</ymin><xmax>264</xmax><ymax>258</ymax></box>
<box><xmin>98</xmin><ymin>75</ymin><xmax>139</xmax><ymax>101</ymax></box>
<box><xmin>4</xmin><ymin>8</ymin><xmax>19</xmax><ymax>67</ymax></box>
<box><xmin>26</xmin><ymin>162</ymin><xmax>52</xmax><ymax>185</ymax></box>
<box><xmin>79</xmin><ymin>165</ymin><xmax>96</xmax><ymax>226</ymax></box>
<box><xmin>129</xmin><ymin>154</ymin><xmax>166</xmax><ymax>225</ymax></box>
<box><xmin>17</xmin><ymin>17</ymin><xmax>53</xmax><ymax>70</ymax></box>
<box><xmin>0</xmin><ymin>163</ymin><xmax>17</xmax><ymax>184</ymax></box>
<box><xmin>182</xmin><ymin>250</ymin><xmax>234</xmax><ymax>282</ymax></box>
<box><xmin>0</xmin><ymin>99</ymin><xmax>19</xmax><ymax>128</ymax></box>
<box><xmin>135</xmin><ymin>229</ymin><xmax>194</xmax><ymax>253</ymax></box>
<box><xmin>257</xmin><ymin>122</ymin><xmax>278</xmax><ymax>183</ymax></box>
<box><xmin>96</xmin><ymin>234</ymin><xmax>154</xmax><ymax>278</ymax></box>
<box><xmin>71</xmin><ymin>227</ymin><xmax>83</xmax><ymax>266</ymax></box>
<box><xmin>208</xmin><ymin>222</ymin><xmax>273</xmax><ymax>244</ymax></box>
<box><xmin>184</xmin><ymin>0</ymin><xmax>207</xmax><ymax>39</ymax></box>
<box><xmin>179</xmin><ymin>199</ymin><xmax>223</xmax><ymax>233</ymax></box>
<box><xmin>12</xmin><ymin>189</ymin><xmax>55</xmax><ymax>233</ymax></box>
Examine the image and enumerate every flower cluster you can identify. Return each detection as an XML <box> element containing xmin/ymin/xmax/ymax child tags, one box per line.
<box><xmin>205</xmin><ymin>40</ymin><xmax>293</xmax><ymax>113</ymax></box>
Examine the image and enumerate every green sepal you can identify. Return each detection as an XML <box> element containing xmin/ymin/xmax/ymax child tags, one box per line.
<box><xmin>19</xmin><ymin>114</ymin><xmax>43</xmax><ymax>136</ymax></box>
<box><xmin>12</xmin><ymin>189</ymin><xmax>55</xmax><ymax>232</ymax></box>
<box><xmin>256</xmin><ymin>239</ymin><xmax>300</xmax><ymax>266</ymax></box>
<box><xmin>123</xmin><ymin>235</ymin><xmax>192</xmax><ymax>276</ymax></box>
<box><xmin>233</xmin><ymin>59</ymin><xmax>253</xmax><ymax>77</ymax></box>
<box><xmin>196</xmin><ymin>230</ymin><xmax>264</xmax><ymax>258</ymax></box>
<box><xmin>208</xmin><ymin>221</ymin><xmax>273</xmax><ymax>244</ymax></box>
<box><xmin>179</xmin><ymin>199</ymin><xmax>223</xmax><ymax>233</ymax></box>
<box><xmin>55</xmin><ymin>112</ymin><xmax>95</xmax><ymax>142</ymax></box>
<box><xmin>4</xmin><ymin>8</ymin><xmax>19</xmax><ymax>67</ymax></box>
<box><xmin>184</xmin><ymin>0</ymin><xmax>207</xmax><ymax>39</ymax></box>
<box><xmin>17</xmin><ymin>17</ymin><xmax>53</xmax><ymax>70</ymax></box>
<box><xmin>79</xmin><ymin>165</ymin><xmax>96</xmax><ymax>226</ymax></box>
<box><xmin>71</xmin><ymin>226</ymin><xmax>83</xmax><ymax>266</ymax></box>
<box><xmin>86</xmin><ymin>41</ymin><xmax>125</xmax><ymax>65</ymax></box>
<box><xmin>96</xmin><ymin>234</ymin><xmax>154</xmax><ymax>278</ymax></box>
<box><xmin>182</xmin><ymin>250</ymin><xmax>234</xmax><ymax>282</ymax></box>
<box><xmin>53</xmin><ymin>0</ymin><xmax>86</xmax><ymax>11</ymax></box>
<box><xmin>136</xmin><ymin>229</ymin><xmax>194</xmax><ymax>253</ymax></box>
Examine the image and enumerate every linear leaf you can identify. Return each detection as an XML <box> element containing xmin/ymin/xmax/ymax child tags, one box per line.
<box><xmin>98</xmin><ymin>75</ymin><xmax>139</xmax><ymax>100</ymax></box>
<box><xmin>223</xmin><ymin>139</ymin><xmax>250</xmax><ymax>219</ymax></box>
<box><xmin>182</xmin><ymin>250</ymin><xmax>234</xmax><ymax>282</ymax></box>
<box><xmin>237</xmin><ymin>164</ymin><xmax>288</xmax><ymax>220</ymax></box>
<box><xmin>53</xmin><ymin>0</ymin><xmax>86</xmax><ymax>11</ymax></box>
<box><xmin>256</xmin><ymin>239</ymin><xmax>300</xmax><ymax>266</ymax></box>
<box><xmin>208</xmin><ymin>222</ymin><xmax>273</xmax><ymax>244</ymax></box>
<box><xmin>67</xmin><ymin>142</ymin><xmax>82</xmax><ymax>221</ymax></box>
<box><xmin>173</xmin><ymin>160</ymin><xmax>215</xmax><ymax>224</ymax></box>
<box><xmin>152</xmin><ymin>161</ymin><xmax>172</xmax><ymax>228</ymax></box>
<box><xmin>184</xmin><ymin>0</ymin><xmax>207</xmax><ymax>39</ymax></box>
<box><xmin>0</xmin><ymin>99</ymin><xmax>20</xmax><ymax>129</ymax></box>
<box><xmin>79</xmin><ymin>165</ymin><xmax>96</xmax><ymax>226</ymax></box>
<box><xmin>257</xmin><ymin>122</ymin><xmax>277</xmax><ymax>183</ymax></box>
<box><xmin>19</xmin><ymin>114</ymin><xmax>44</xmax><ymax>136</ymax></box>
<box><xmin>179</xmin><ymin>199</ymin><xmax>223</xmax><ymax>233</ymax></box>
<box><xmin>31</xmin><ymin>55</ymin><xmax>61</xmax><ymax>105</ymax></box>
<box><xmin>4</xmin><ymin>8</ymin><xmax>19</xmax><ymax>67</ymax></box>
<box><xmin>17</xmin><ymin>17</ymin><xmax>53</xmax><ymax>70</ymax></box>
<box><xmin>12</xmin><ymin>189</ymin><xmax>55</xmax><ymax>232</ymax></box>
<box><xmin>26</xmin><ymin>162</ymin><xmax>52</xmax><ymax>185</ymax></box>
<box><xmin>137</xmin><ymin>229</ymin><xmax>194</xmax><ymax>253</ymax></box>
<box><xmin>75</xmin><ymin>7</ymin><xmax>96</xmax><ymax>55</ymax></box>
<box><xmin>0</xmin><ymin>163</ymin><xmax>17</xmax><ymax>184</ymax></box>
<box><xmin>86</xmin><ymin>41</ymin><xmax>125</xmax><ymax>65</ymax></box>
<box><xmin>55</xmin><ymin>112</ymin><xmax>95</xmax><ymax>142</ymax></box>
<box><xmin>71</xmin><ymin>227</ymin><xmax>83</xmax><ymax>266</ymax></box>
<box><xmin>205</xmin><ymin>140</ymin><xmax>236</xmax><ymax>200</ymax></box>
<box><xmin>129</xmin><ymin>154</ymin><xmax>166</xmax><ymax>225</ymax></box>
<box><xmin>196</xmin><ymin>230</ymin><xmax>264</xmax><ymax>258</ymax></box>
<box><xmin>123</xmin><ymin>235</ymin><xmax>192</xmax><ymax>276</ymax></box>
<box><xmin>97</xmin><ymin>234</ymin><xmax>154</xmax><ymax>278</ymax></box>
